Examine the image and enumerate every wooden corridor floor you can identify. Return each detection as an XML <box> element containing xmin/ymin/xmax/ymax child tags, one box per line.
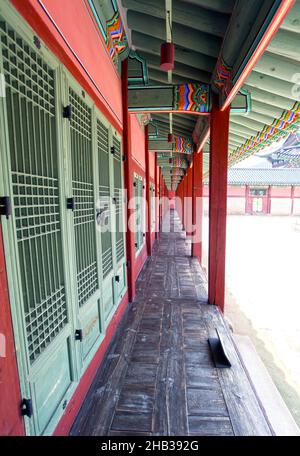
<box><xmin>71</xmin><ymin>210</ymin><xmax>273</xmax><ymax>436</ymax></box>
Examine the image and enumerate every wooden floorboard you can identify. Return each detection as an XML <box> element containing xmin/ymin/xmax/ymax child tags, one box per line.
<box><xmin>70</xmin><ymin>210</ymin><xmax>272</xmax><ymax>436</ymax></box>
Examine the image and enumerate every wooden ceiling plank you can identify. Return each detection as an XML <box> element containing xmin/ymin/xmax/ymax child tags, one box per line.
<box><xmin>122</xmin><ymin>0</ymin><xmax>228</xmax><ymax>37</ymax></box>
<box><xmin>127</xmin><ymin>10</ymin><xmax>221</xmax><ymax>57</ymax></box>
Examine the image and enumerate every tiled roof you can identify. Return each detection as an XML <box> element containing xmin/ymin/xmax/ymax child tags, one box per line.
<box><xmin>227</xmin><ymin>168</ymin><xmax>300</xmax><ymax>185</ymax></box>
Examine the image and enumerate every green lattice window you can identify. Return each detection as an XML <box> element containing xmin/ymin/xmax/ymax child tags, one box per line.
<box><xmin>97</xmin><ymin>118</ymin><xmax>113</xmax><ymax>278</ymax></box>
<box><xmin>134</xmin><ymin>175</ymin><xmax>144</xmax><ymax>253</ymax></box>
<box><xmin>70</xmin><ymin>88</ymin><xmax>98</xmax><ymax>307</ymax></box>
<box><xmin>0</xmin><ymin>19</ymin><xmax>67</xmax><ymax>363</ymax></box>
<box><xmin>150</xmin><ymin>184</ymin><xmax>155</xmax><ymax>231</ymax></box>
<box><xmin>113</xmin><ymin>135</ymin><xmax>125</xmax><ymax>263</ymax></box>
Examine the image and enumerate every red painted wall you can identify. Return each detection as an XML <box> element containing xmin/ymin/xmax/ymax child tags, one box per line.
<box><xmin>269</xmin><ymin>186</ymin><xmax>292</xmax><ymax>197</ymax></box>
<box><xmin>0</xmin><ymin>226</ymin><xmax>24</xmax><ymax>436</ymax></box>
<box><xmin>227</xmin><ymin>185</ymin><xmax>246</xmax><ymax>197</ymax></box>
<box><xmin>149</xmin><ymin>151</ymin><xmax>155</xmax><ymax>180</ymax></box>
<box><xmin>294</xmin><ymin>187</ymin><xmax>300</xmax><ymax>197</ymax></box>
<box><xmin>131</xmin><ymin>115</ymin><xmax>146</xmax><ymax>170</ymax></box>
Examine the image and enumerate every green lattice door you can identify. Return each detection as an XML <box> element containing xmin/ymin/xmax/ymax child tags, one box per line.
<box><xmin>0</xmin><ymin>14</ymin><xmax>76</xmax><ymax>435</ymax></box>
<box><xmin>111</xmin><ymin>133</ymin><xmax>126</xmax><ymax>311</ymax></box>
<box><xmin>66</xmin><ymin>82</ymin><xmax>103</xmax><ymax>369</ymax></box>
<box><xmin>96</xmin><ymin>114</ymin><xmax>115</xmax><ymax>322</ymax></box>
<box><xmin>134</xmin><ymin>174</ymin><xmax>144</xmax><ymax>253</ymax></box>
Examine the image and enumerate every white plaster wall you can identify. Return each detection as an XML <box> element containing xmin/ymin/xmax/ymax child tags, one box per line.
<box><xmin>227</xmin><ymin>198</ymin><xmax>245</xmax><ymax>215</ymax></box>
<box><xmin>270</xmin><ymin>198</ymin><xmax>292</xmax><ymax>215</ymax></box>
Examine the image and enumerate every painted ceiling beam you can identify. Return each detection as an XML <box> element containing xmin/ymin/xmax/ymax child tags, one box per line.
<box><xmin>253</xmin><ymin>51</ymin><xmax>299</xmax><ymax>83</ymax></box>
<box><xmin>152</xmin><ymin>114</ymin><xmax>195</xmax><ymax>129</ymax></box>
<box><xmin>281</xmin><ymin>0</ymin><xmax>300</xmax><ymax>33</ymax></box>
<box><xmin>245</xmin><ymin>71</ymin><xmax>296</xmax><ymax>101</ymax></box>
<box><xmin>230</xmin><ymin>123</ymin><xmax>259</xmax><ymax>137</ymax></box>
<box><xmin>137</xmin><ymin>50</ymin><xmax>211</xmax><ymax>82</ymax></box>
<box><xmin>230</xmin><ymin>115</ymin><xmax>267</xmax><ymax>131</ymax></box>
<box><xmin>250</xmin><ymin>99</ymin><xmax>286</xmax><ymax>119</ymax></box>
<box><xmin>126</xmin><ymin>11</ymin><xmax>221</xmax><ymax>57</ymax></box>
<box><xmin>211</xmin><ymin>0</ymin><xmax>295</xmax><ymax>109</ymax></box>
<box><xmin>243</xmin><ymin>85</ymin><xmax>295</xmax><ymax>110</ymax></box>
<box><xmin>229</xmin><ymin>132</ymin><xmax>248</xmax><ymax>142</ymax></box>
<box><xmin>152</xmin><ymin>119</ymin><xmax>194</xmax><ymax>135</ymax></box>
<box><xmin>131</xmin><ymin>31</ymin><xmax>216</xmax><ymax>73</ymax></box>
<box><xmin>122</xmin><ymin>0</ymin><xmax>228</xmax><ymax>37</ymax></box>
<box><xmin>230</xmin><ymin>124</ymin><xmax>259</xmax><ymax>138</ymax></box>
<box><xmin>267</xmin><ymin>28</ymin><xmax>300</xmax><ymax>61</ymax></box>
<box><xmin>128</xmin><ymin>84</ymin><xmax>210</xmax><ymax>114</ymax></box>
<box><xmin>245</xmin><ymin>109</ymin><xmax>281</xmax><ymax>125</ymax></box>
<box><xmin>181</xmin><ymin>0</ymin><xmax>235</xmax><ymax>15</ymax></box>
<box><xmin>146</xmin><ymin>59</ymin><xmax>211</xmax><ymax>84</ymax></box>
<box><xmin>149</xmin><ymin>72</ymin><xmax>195</xmax><ymax>86</ymax></box>
<box><xmin>150</xmin><ymin>138</ymin><xmax>193</xmax><ymax>154</ymax></box>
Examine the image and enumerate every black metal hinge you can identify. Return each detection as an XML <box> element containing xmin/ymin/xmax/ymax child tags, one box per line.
<box><xmin>63</xmin><ymin>105</ymin><xmax>72</xmax><ymax>120</ymax></box>
<box><xmin>21</xmin><ymin>398</ymin><xmax>33</xmax><ymax>418</ymax></box>
<box><xmin>112</xmin><ymin>197</ymin><xmax>117</xmax><ymax>204</ymax></box>
<box><xmin>122</xmin><ymin>154</ymin><xmax>126</xmax><ymax>162</ymax></box>
<box><xmin>115</xmin><ymin>275</ymin><xmax>120</xmax><ymax>283</ymax></box>
<box><xmin>133</xmin><ymin>182</ymin><xmax>137</xmax><ymax>187</ymax></box>
<box><xmin>75</xmin><ymin>329</ymin><xmax>83</xmax><ymax>342</ymax></box>
<box><xmin>126</xmin><ymin>260</ymin><xmax>130</xmax><ymax>268</ymax></box>
<box><xmin>67</xmin><ymin>197</ymin><xmax>75</xmax><ymax>211</ymax></box>
<box><xmin>0</xmin><ymin>196</ymin><xmax>11</xmax><ymax>219</ymax></box>
<box><xmin>110</xmin><ymin>146</ymin><xmax>115</xmax><ymax>155</ymax></box>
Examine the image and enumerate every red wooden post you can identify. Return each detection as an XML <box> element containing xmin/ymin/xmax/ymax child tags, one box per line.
<box><xmin>121</xmin><ymin>59</ymin><xmax>135</xmax><ymax>302</ymax></box>
<box><xmin>145</xmin><ymin>125</ymin><xmax>152</xmax><ymax>256</ymax></box>
<box><xmin>0</xmin><ymin>226</ymin><xmax>25</xmax><ymax>435</ymax></box>
<box><xmin>192</xmin><ymin>149</ymin><xmax>203</xmax><ymax>262</ymax></box>
<box><xmin>154</xmin><ymin>153</ymin><xmax>158</xmax><ymax>238</ymax></box>
<box><xmin>208</xmin><ymin>94</ymin><xmax>230</xmax><ymax>312</ymax></box>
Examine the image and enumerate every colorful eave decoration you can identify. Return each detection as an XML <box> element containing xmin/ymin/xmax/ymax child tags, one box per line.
<box><xmin>213</xmin><ymin>56</ymin><xmax>232</xmax><ymax>97</ymax></box>
<box><xmin>174</xmin><ymin>136</ymin><xmax>193</xmax><ymax>155</ymax></box>
<box><xmin>229</xmin><ymin>101</ymin><xmax>300</xmax><ymax>167</ymax></box>
<box><xmin>173</xmin><ymin>83</ymin><xmax>210</xmax><ymax>113</ymax></box>
<box><xmin>106</xmin><ymin>11</ymin><xmax>128</xmax><ymax>64</ymax></box>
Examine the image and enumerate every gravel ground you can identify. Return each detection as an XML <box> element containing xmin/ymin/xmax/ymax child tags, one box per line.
<box><xmin>202</xmin><ymin>214</ymin><xmax>300</xmax><ymax>427</ymax></box>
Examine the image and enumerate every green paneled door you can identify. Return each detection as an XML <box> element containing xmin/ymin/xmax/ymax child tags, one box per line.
<box><xmin>67</xmin><ymin>84</ymin><xmax>103</xmax><ymax>370</ymax></box>
<box><xmin>112</xmin><ymin>134</ymin><xmax>126</xmax><ymax>310</ymax></box>
<box><xmin>97</xmin><ymin>115</ymin><xmax>114</xmax><ymax>321</ymax></box>
<box><xmin>0</xmin><ymin>4</ymin><xmax>127</xmax><ymax>435</ymax></box>
<box><xmin>0</xmin><ymin>14</ymin><xmax>75</xmax><ymax>435</ymax></box>
<box><xmin>134</xmin><ymin>175</ymin><xmax>144</xmax><ymax>253</ymax></box>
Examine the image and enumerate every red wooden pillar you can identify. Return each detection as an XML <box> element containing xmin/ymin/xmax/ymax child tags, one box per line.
<box><xmin>192</xmin><ymin>149</ymin><xmax>203</xmax><ymax>262</ymax></box>
<box><xmin>154</xmin><ymin>153</ymin><xmax>158</xmax><ymax>238</ymax></box>
<box><xmin>0</xmin><ymin>226</ymin><xmax>25</xmax><ymax>435</ymax></box>
<box><xmin>145</xmin><ymin>125</ymin><xmax>152</xmax><ymax>256</ymax></box>
<box><xmin>121</xmin><ymin>59</ymin><xmax>135</xmax><ymax>302</ymax></box>
<box><xmin>208</xmin><ymin>94</ymin><xmax>230</xmax><ymax>312</ymax></box>
<box><xmin>186</xmin><ymin>167</ymin><xmax>193</xmax><ymax>236</ymax></box>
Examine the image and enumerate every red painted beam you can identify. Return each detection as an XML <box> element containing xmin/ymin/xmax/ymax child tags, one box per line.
<box><xmin>208</xmin><ymin>94</ymin><xmax>230</xmax><ymax>312</ymax></box>
<box><xmin>121</xmin><ymin>59</ymin><xmax>135</xmax><ymax>302</ymax></box>
<box><xmin>0</xmin><ymin>226</ymin><xmax>25</xmax><ymax>436</ymax></box>
<box><xmin>192</xmin><ymin>149</ymin><xmax>203</xmax><ymax>263</ymax></box>
<box><xmin>145</xmin><ymin>125</ymin><xmax>152</xmax><ymax>256</ymax></box>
